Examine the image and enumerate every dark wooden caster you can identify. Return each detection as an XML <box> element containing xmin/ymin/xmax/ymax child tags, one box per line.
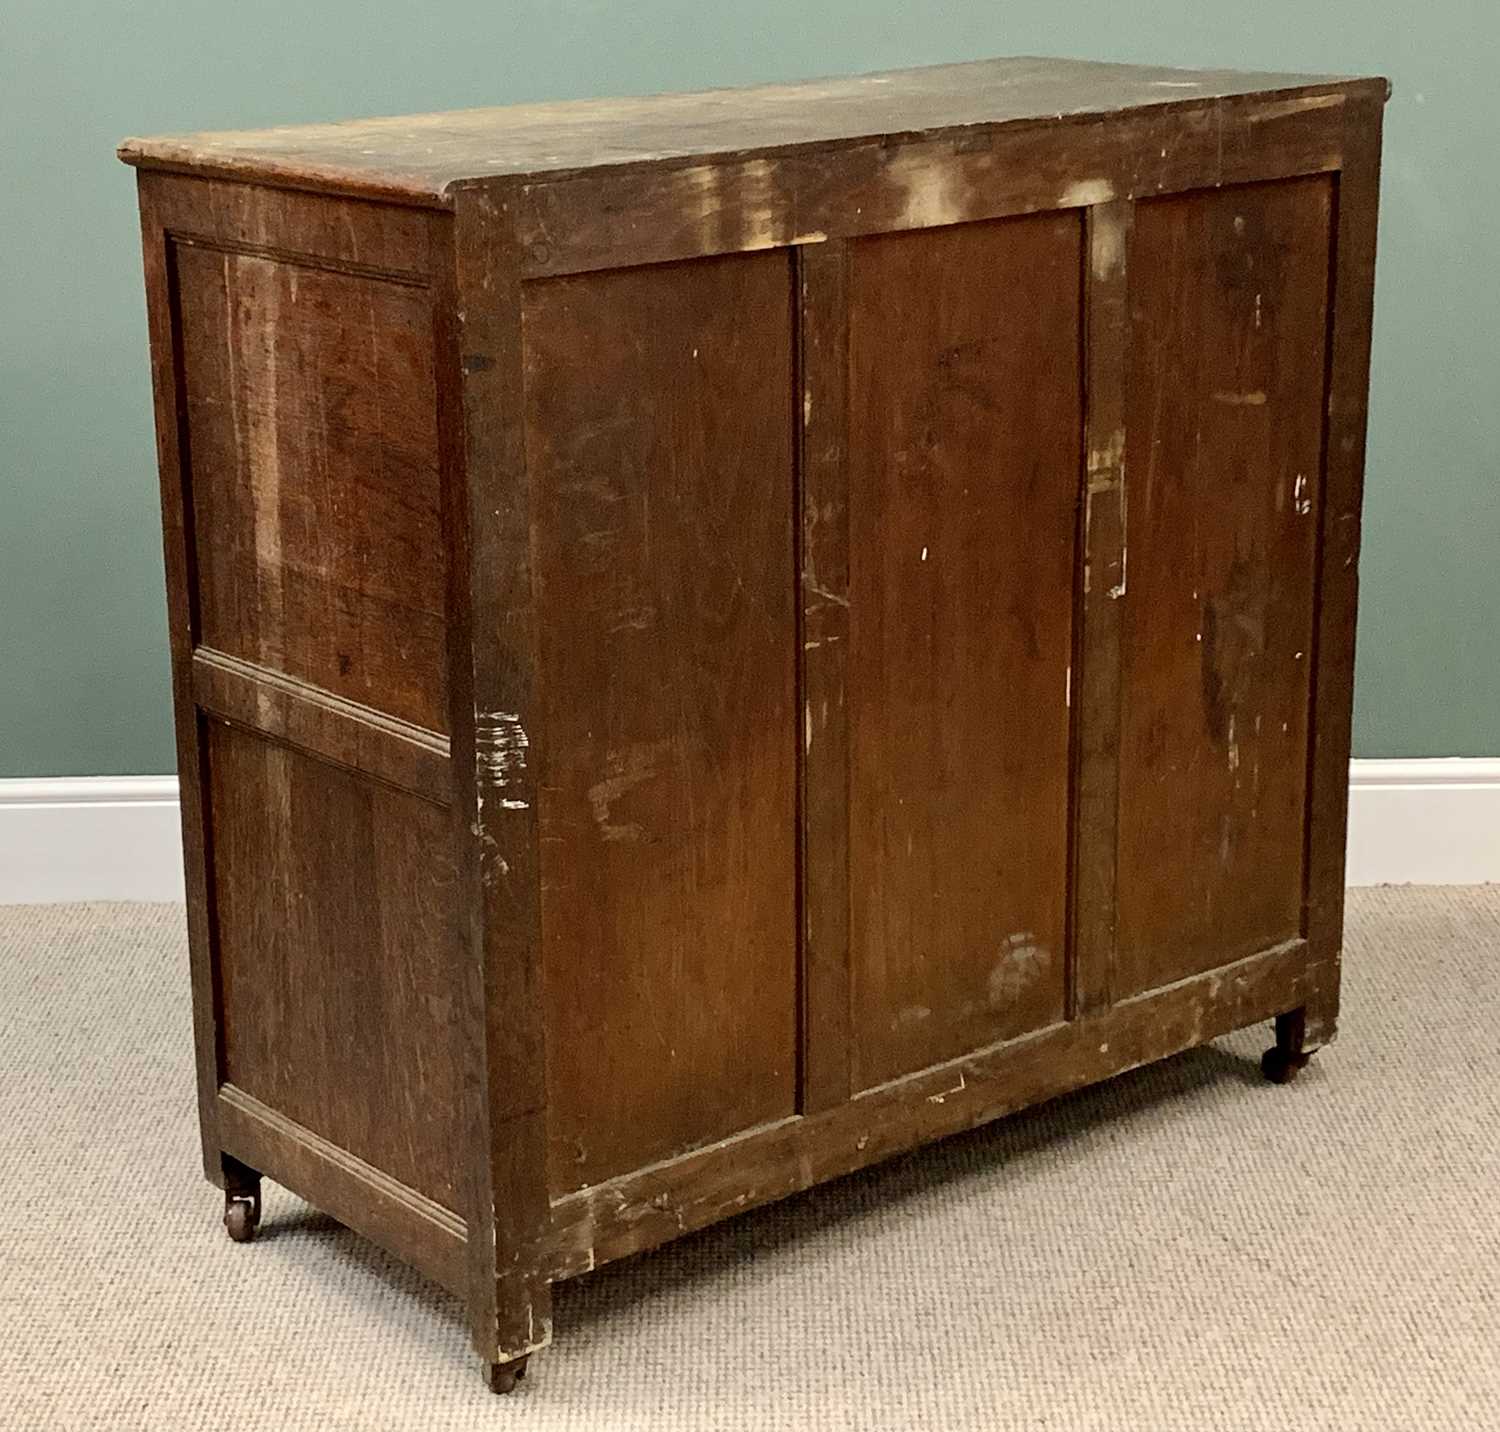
<box><xmin>1262</xmin><ymin>1008</ymin><xmax>1313</xmax><ymax>1084</ymax></box>
<box><xmin>222</xmin><ymin>1154</ymin><xmax>262</xmax><ymax>1243</ymax></box>
<box><xmin>486</xmin><ymin>1357</ymin><xmax>529</xmax><ymax>1394</ymax></box>
<box><xmin>1260</xmin><ymin>1045</ymin><xmax>1311</xmax><ymax>1084</ymax></box>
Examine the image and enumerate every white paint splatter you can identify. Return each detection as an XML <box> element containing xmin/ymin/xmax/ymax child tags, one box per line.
<box><xmin>891</xmin><ymin>150</ymin><xmax>965</xmax><ymax>230</ymax></box>
<box><xmin>1294</xmin><ymin>473</ymin><xmax>1312</xmax><ymax>515</ymax></box>
<box><xmin>1060</xmin><ymin>177</ymin><xmax>1116</xmax><ymax>208</ymax></box>
<box><xmin>988</xmin><ymin>935</ymin><xmax>1050</xmax><ymax>1008</ymax></box>
<box><xmin>476</xmin><ymin>712</ymin><xmax>530</xmax><ymax>808</ymax></box>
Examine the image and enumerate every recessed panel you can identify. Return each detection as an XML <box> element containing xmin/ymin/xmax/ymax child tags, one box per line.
<box><xmin>175</xmin><ymin>246</ymin><xmax>446</xmax><ymax>731</ymax></box>
<box><xmin>523</xmin><ymin>253</ymin><xmax>798</xmax><ymax>1193</ymax></box>
<box><xmin>208</xmin><ymin>723</ymin><xmax>464</xmax><ymax>1210</ymax></box>
<box><xmin>1115</xmin><ymin>176</ymin><xmax>1333</xmax><ymax>995</ymax></box>
<box><xmin>846</xmin><ymin>213</ymin><xmax>1083</xmax><ymax>1090</ymax></box>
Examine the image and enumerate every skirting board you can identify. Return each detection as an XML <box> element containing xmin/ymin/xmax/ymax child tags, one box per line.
<box><xmin>1343</xmin><ymin>758</ymin><xmax>1500</xmax><ymax>886</ymax></box>
<box><xmin>0</xmin><ymin>760</ymin><xmax>1495</xmax><ymax>903</ymax></box>
<box><xmin>0</xmin><ymin>777</ymin><xmax>185</xmax><ymax>904</ymax></box>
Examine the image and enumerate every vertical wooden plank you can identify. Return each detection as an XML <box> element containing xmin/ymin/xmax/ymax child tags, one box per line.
<box><xmin>1115</xmin><ymin>176</ymin><xmax>1335</xmax><ymax>999</ymax></box>
<box><xmin>846</xmin><ymin>214</ymin><xmax>1081</xmax><ymax>1091</ymax></box>
<box><xmin>797</xmin><ymin>239</ymin><xmax>853</xmax><ymax>1113</ymax></box>
<box><xmin>135</xmin><ymin>174</ymin><xmax>223</xmax><ymax>1185</ymax></box>
<box><xmin>445</xmin><ymin>183</ymin><xmax>552</xmax><ymax>1369</ymax></box>
<box><xmin>1302</xmin><ymin>96</ymin><xmax>1387</xmax><ymax>1045</ymax></box>
<box><xmin>523</xmin><ymin>253</ymin><xmax>799</xmax><ymax>1194</ymax></box>
<box><xmin>1069</xmin><ymin>199</ymin><xmax>1132</xmax><ymax>1018</ymax></box>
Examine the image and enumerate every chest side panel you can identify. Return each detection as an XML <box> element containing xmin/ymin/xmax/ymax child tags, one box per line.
<box><xmin>845</xmin><ymin>213</ymin><xmax>1083</xmax><ymax>1091</ymax></box>
<box><xmin>208</xmin><ymin>723</ymin><xmax>465</xmax><ymax>1210</ymax></box>
<box><xmin>175</xmin><ymin>241</ymin><xmax>447</xmax><ymax>732</ymax></box>
<box><xmin>1115</xmin><ymin>174</ymin><xmax>1334</xmax><ymax>996</ymax></box>
<box><xmin>522</xmin><ymin>252</ymin><xmax>799</xmax><ymax>1194</ymax></box>
<box><xmin>141</xmin><ymin>176</ymin><xmax>465</xmax><ymax>1225</ymax></box>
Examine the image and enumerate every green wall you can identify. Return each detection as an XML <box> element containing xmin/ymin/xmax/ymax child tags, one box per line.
<box><xmin>2</xmin><ymin>1</ymin><xmax>1494</xmax><ymax>775</ymax></box>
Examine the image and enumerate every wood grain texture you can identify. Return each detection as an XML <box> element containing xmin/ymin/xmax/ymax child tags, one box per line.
<box><xmin>545</xmin><ymin>934</ymin><xmax>1329</xmax><ymax>1280</ymax></box>
<box><xmin>122</xmin><ymin>66</ymin><xmax>1389</xmax><ymax>1387</ymax></box>
<box><xmin>797</xmin><ymin>239</ymin><xmax>853</xmax><ymax>1114</ymax></box>
<box><xmin>119</xmin><ymin>57</ymin><xmax>1382</xmax><ymax>206</ymax></box>
<box><xmin>511</xmin><ymin>91</ymin><xmax>1353</xmax><ymax>279</ymax></box>
<box><xmin>1070</xmin><ymin>199</ymin><xmax>1133</xmax><ymax>1017</ymax></box>
<box><xmin>1301</xmin><ymin>98</ymin><xmax>1387</xmax><ymax>1045</ymax></box>
<box><xmin>447</xmin><ymin>184</ymin><xmax>553</xmax><ymax>1364</ymax></box>
<box><xmin>174</xmin><ymin>240</ymin><xmax>447</xmax><ymax>732</ymax></box>
<box><xmin>522</xmin><ymin>252</ymin><xmax>799</xmax><ymax>1193</ymax></box>
<box><xmin>206</xmin><ymin>721</ymin><xmax>465</xmax><ymax>1211</ymax></box>
<box><xmin>135</xmin><ymin>178</ymin><xmax>223</xmax><ymax>1183</ymax></box>
<box><xmin>218</xmin><ymin>1085</ymin><xmax>468</xmax><ymax>1296</ymax></box>
<box><xmin>190</xmin><ymin>647</ymin><xmax>450</xmax><ymax>804</ymax></box>
<box><xmin>142</xmin><ymin>172</ymin><xmax>436</xmax><ymax>275</ymax></box>
<box><xmin>846</xmin><ymin>213</ymin><xmax>1082</xmax><ymax>1090</ymax></box>
<box><xmin>1115</xmin><ymin>175</ymin><xmax>1335</xmax><ymax>998</ymax></box>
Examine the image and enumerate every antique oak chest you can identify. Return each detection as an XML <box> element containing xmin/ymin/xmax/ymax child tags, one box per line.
<box><xmin>120</xmin><ymin>56</ymin><xmax>1387</xmax><ymax>1392</ymax></box>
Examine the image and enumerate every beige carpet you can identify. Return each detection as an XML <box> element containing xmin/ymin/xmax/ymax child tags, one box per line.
<box><xmin>2</xmin><ymin>888</ymin><xmax>1497</xmax><ymax>1430</ymax></box>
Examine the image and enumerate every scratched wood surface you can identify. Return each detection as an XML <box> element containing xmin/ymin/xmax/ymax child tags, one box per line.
<box><xmin>174</xmin><ymin>240</ymin><xmax>448</xmax><ymax>733</ymax></box>
<box><xmin>1302</xmin><ymin>97</ymin><xmax>1387</xmax><ymax>1045</ymax></box>
<box><xmin>1068</xmin><ymin>199</ymin><xmax>1133</xmax><ymax>1018</ymax></box>
<box><xmin>449</xmin><ymin>187</ymin><xmax>556</xmax><ymax>1364</ymax></box>
<box><xmin>845</xmin><ymin>214</ymin><xmax>1081</xmax><ymax>1090</ymax></box>
<box><xmin>522</xmin><ymin>253</ymin><xmax>799</xmax><ymax>1194</ymax></box>
<box><xmin>124</xmin><ymin>61</ymin><xmax>1388</xmax><ymax>1390</ymax></box>
<box><xmin>206</xmin><ymin>721</ymin><xmax>465</xmax><ymax>1211</ymax></box>
<box><xmin>1114</xmin><ymin>175</ymin><xmax>1335</xmax><ymax>998</ymax></box>
<box><xmin>119</xmin><ymin>56</ymin><xmax>1374</xmax><ymax>205</ymax></box>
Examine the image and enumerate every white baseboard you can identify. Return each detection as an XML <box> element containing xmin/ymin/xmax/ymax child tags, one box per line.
<box><xmin>0</xmin><ymin>777</ymin><xmax>185</xmax><ymax>904</ymax></box>
<box><xmin>0</xmin><ymin>759</ymin><xmax>1495</xmax><ymax>903</ymax></box>
<box><xmin>1344</xmin><ymin>758</ymin><xmax>1500</xmax><ymax>887</ymax></box>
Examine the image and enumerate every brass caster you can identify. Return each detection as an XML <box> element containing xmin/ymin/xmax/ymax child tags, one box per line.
<box><xmin>487</xmin><ymin>1356</ymin><xmax>529</xmax><ymax>1394</ymax></box>
<box><xmin>1260</xmin><ymin>1046</ymin><xmax>1311</xmax><ymax>1084</ymax></box>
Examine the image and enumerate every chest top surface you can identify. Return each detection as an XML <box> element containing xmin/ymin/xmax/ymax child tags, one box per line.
<box><xmin>118</xmin><ymin>55</ymin><xmax>1387</xmax><ymax>208</ymax></box>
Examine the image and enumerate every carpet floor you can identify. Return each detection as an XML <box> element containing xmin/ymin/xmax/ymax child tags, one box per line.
<box><xmin>2</xmin><ymin>887</ymin><xmax>1497</xmax><ymax>1430</ymax></box>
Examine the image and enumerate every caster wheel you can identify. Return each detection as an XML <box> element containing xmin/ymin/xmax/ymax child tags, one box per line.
<box><xmin>224</xmin><ymin>1196</ymin><xmax>260</xmax><ymax>1243</ymax></box>
<box><xmin>487</xmin><ymin>1357</ymin><xmax>529</xmax><ymax>1394</ymax></box>
<box><xmin>1261</xmin><ymin>1046</ymin><xmax>1310</xmax><ymax>1084</ymax></box>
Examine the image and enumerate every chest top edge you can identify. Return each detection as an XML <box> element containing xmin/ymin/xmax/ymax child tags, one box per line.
<box><xmin>117</xmin><ymin>56</ymin><xmax>1390</xmax><ymax>211</ymax></box>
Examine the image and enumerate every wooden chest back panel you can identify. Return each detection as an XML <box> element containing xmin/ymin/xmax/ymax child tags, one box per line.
<box><xmin>1115</xmin><ymin>175</ymin><xmax>1334</xmax><ymax>996</ymax></box>
<box><xmin>206</xmin><ymin>722</ymin><xmax>464</xmax><ymax>1212</ymax></box>
<box><xmin>845</xmin><ymin>213</ymin><xmax>1082</xmax><ymax>1090</ymax></box>
<box><xmin>521</xmin><ymin>253</ymin><xmax>799</xmax><ymax>1193</ymax></box>
<box><xmin>174</xmin><ymin>240</ymin><xmax>448</xmax><ymax>733</ymax></box>
<box><xmin>124</xmin><ymin>64</ymin><xmax>1387</xmax><ymax>1359</ymax></box>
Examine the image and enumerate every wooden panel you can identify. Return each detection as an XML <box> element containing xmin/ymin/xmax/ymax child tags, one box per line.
<box><xmin>846</xmin><ymin>213</ymin><xmax>1082</xmax><ymax>1091</ymax></box>
<box><xmin>121</xmin><ymin>59</ymin><xmax>1380</xmax><ymax>207</ymax></box>
<box><xmin>191</xmin><ymin>647</ymin><xmax>450</xmax><ymax>803</ymax></box>
<box><xmin>447</xmin><ymin>183</ymin><xmax>555</xmax><ymax>1364</ymax></box>
<box><xmin>522</xmin><ymin>252</ymin><xmax>799</xmax><ymax>1193</ymax></box>
<box><xmin>174</xmin><ymin>241</ymin><xmax>447</xmax><ymax>732</ymax></box>
<box><xmin>797</xmin><ymin>239</ymin><xmax>853</xmax><ymax>1114</ymax></box>
<box><xmin>1115</xmin><ymin>176</ymin><xmax>1334</xmax><ymax>997</ymax></box>
<box><xmin>217</xmin><ymin>1085</ymin><xmax>468</xmax><ymax>1297</ymax></box>
<box><xmin>207</xmin><ymin>722</ymin><xmax>465</xmax><ymax>1212</ymax></box>
<box><xmin>136</xmin><ymin>178</ymin><xmax>224</xmax><ymax>1183</ymax></box>
<box><xmin>546</xmin><ymin>934</ymin><xmax>1325</xmax><ymax>1280</ymax></box>
<box><xmin>1302</xmin><ymin>101</ymin><xmax>1387</xmax><ymax>1045</ymax></box>
<box><xmin>513</xmin><ymin>90</ymin><xmax>1348</xmax><ymax>279</ymax></box>
<box><xmin>1070</xmin><ymin>200</ymin><xmax>1133</xmax><ymax>1017</ymax></box>
<box><xmin>144</xmin><ymin>172</ymin><xmax>436</xmax><ymax>277</ymax></box>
